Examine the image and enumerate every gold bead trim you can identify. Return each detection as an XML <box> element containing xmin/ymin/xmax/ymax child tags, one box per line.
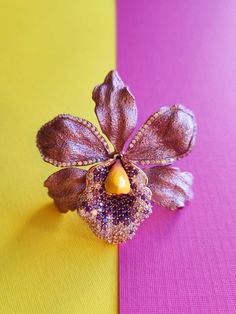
<box><xmin>37</xmin><ymin>114</ymin><xmax>110</xmax><ymax>167</ymax></box>
<box><xmin>126</xmin><ymin>104</ymin><xmax>197</xmax><ymax>166</ymax></box>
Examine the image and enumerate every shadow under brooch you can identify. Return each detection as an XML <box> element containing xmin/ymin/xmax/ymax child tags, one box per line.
<box><xmin>36</xmin><ymin>71</ymin><xmax>196</xmax><ymax>244</ymax></box>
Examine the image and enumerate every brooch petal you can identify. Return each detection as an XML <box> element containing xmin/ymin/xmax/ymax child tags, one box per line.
<box><xmin>92</xmin><ymin>71</ymin><xmax>138</xmax><ymax>153</ymax></box>
<box><xmin>124</xmin><ymin>105</ymin><xmax>196</xmax><ymax>165</ymax></box>
<box><xmin>44</xmin><ymin>168</ymin><xmax>87</xmax><ymax>212</ymax></box>
<box><xmin>144</xmin><ymin>166</ymin><xmax>193</xmax><ymax>210</ymax></box>
<box><xmin>37</xmin><ymin>114</ymin><xmax>110</xmax><ymax>166</ymax></box>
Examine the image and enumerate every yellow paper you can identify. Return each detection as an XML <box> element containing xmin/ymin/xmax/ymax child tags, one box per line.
<box><xmin>0</xmin><ymin>0</ymin><xmax>117</xmax><ymax>313</ymax></box>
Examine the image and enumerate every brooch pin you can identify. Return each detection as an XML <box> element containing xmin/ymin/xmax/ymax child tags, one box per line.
<box><xmin>37</xmin><ymin>71</ymin><xmax>196</xmax><ymax>244</ymax></box>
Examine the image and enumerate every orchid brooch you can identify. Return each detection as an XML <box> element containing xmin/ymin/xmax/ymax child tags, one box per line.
<box><xmin>37</xmin><ymin>71</ymin><xmax>196</xmax><ymax>244</ymax></box>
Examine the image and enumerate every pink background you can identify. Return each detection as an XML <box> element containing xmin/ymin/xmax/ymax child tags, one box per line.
<box><xmin>117</xmin><ymin>0</ymin><xmax>236</xmax><ymax>313</ymax></box>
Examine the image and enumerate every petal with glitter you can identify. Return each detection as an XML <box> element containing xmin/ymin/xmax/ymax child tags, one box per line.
<box><xmin>77</xmin><ymin>159</ymin><xmax>152</xmax><ymax>244</ymax></box>
<box><xmin>92</xmin><ymin>71</ymin><xmax>138</xmax><ymax>153</ymax></box>
<box><xmin>37</xmin><ymin>114</ymin><xmax>110</xmax><ymax>166</ymax></box>
<box><xmin>124</xmin><ymin>105</ymin><xmax>196</xmax><ymax>165</ymax></box>
<box><xmin>44</xmin><ymin>168</ymin><xmax>87</xmax><ymax>212</ymax></box>
<box><xmin>144</xmin><ymin>166</ymin><xmax>193</xmax><ymax>210</ymax></box>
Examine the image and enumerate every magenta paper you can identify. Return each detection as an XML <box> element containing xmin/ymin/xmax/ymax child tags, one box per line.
<box><xmin>117</xmin><ymin>0</ymin><xmax>236</xmax><ymax>313</ymax></box>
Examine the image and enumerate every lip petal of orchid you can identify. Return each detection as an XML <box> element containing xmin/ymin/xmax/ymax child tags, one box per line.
<box><xmin>44</xmin><ymin>167</ymin><xmax>87</xmax><ymax>212</ymax></box>
<box><xmin>144</xmin><ymin>166</ymin><xmax>193</xmax><ymax>210</ymax></box>
<box><xmin>37</xmin><ymin>114</ymin><xmax>110</xmax><ymax>167</ymax></box>
<box><xmin>124</xmin><ymin>105</ymin><xmax>196</xmax><ymax>165</ymax></box>
<box><xmin>77</xmin><ymin>159</ymin><xmax>152</xmax><ymax>244</ymax></box>
<box><xmin>92</xmin><ymin>70</ymin><xmax>138</xmax><ymax>153</ymax></box>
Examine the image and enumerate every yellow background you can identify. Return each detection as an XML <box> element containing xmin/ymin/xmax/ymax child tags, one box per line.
<box><xmin>0</xmin><ymin>1</ymin><xmax>117</xmax><ymax>313</ymax></box>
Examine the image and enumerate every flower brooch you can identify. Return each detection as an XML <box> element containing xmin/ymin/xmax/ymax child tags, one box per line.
<box><xmin>37</xmin><ymin>71</ymin><xmax>196</xmax><ymax>244</ymax></box>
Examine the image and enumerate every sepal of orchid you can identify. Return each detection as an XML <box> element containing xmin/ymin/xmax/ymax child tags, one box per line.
<box><xmin>77</xmin><ymin>159</ymin><xmax>152</xmax><ymax>244</ymax></box>
<box><xmin>37</xmin><ymin>114</ymin><xmax>110</xmax><ymax>167</ymax></box>
<box><xmin>93</xmin><ymin>70</ymin><xmax>138</xmax><ymax>153</ymax></box>
<box><xmin>144</xmin><ymin>166</ymin><xmax>193</xmax><ymax>210</ymax></box>
<box><xmin>124</xmin><ymin>105</ymin><xmax>196</xmax><ymax>166</ymax></box>
<box><xmin>44</xmin><ymin>168</ymin><xmax>87</xmax><ymax>213</ymax></box>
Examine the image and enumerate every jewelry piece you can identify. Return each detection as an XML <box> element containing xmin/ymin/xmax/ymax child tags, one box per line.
<box><xmin>36</xmin><ymin>71</ymin><xmax>196</xmax><ymax>244</ymax></box>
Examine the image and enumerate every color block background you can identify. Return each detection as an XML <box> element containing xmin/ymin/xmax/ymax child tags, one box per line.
<box><xmin>0</xmin><ymin>1</ymin><xmax>117</xmax><ymax>313</ymax></box>
<box><xmin>1</xmin><ymin>0</ymin><xmax>236</xmax><ymax>313</ymax></box>
<box><xmin>117</xmin><ymin>0</ymin><xmax>236</xmax><ymax>313</ymax></box>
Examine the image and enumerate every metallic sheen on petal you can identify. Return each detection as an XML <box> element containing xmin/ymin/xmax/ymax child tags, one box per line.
<box><xmin>144</xmin><ymin>166</ymin><xmax>193</xmax><ymax>210</ymax></box>
<box><xmin>77</xmin><ymin>159</ymin><xmax>152</xmax><ymax>244</ymax></box>
<box><xmin>37</xmin><ymin>114</ymin><xmax>110</xmax><ymax>166</ymax></box>
<box><xmin>92</xmin><ymin>71</ymin><xmax>138</xmax><ymax>153</ymax></box>
<box><xmin>124</xmin><ymin>105</ymin><xmax>196</xmax><ymax>165</ymax></box>
<box><xmin>44</xmin><ymin>168</ymin><xmax>87</xmax><ymax>212</ymax></box>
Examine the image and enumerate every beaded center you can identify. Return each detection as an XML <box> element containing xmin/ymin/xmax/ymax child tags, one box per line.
<box><xmin>78</xmin><ymin>160</ymin><xmax>152</xmax><ymax>243</ymax></box>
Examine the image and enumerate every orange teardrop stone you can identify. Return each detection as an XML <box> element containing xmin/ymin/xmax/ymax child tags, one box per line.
<box><xmin>105</xmin><ymin>160</ymin><xmax>131</xmax><ymax>195</ymax></box>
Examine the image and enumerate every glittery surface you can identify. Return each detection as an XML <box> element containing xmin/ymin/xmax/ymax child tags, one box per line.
<box><xmin>37</xmin><ymin>114</ymin><xmax>110</xmax><ymax>166</ymax></box>
<box><xmin>77</xmin><ymin>159</ymin><xmax>152</xmax><ymax>243</ymax></box>
<box><xmin>44</xmin><ymin>167</ymin><xmax>87</xmax><ymax>213</ymax></box>
<box><xmin>144</xmin><ymin>166</ymin><xmax>193</xmax><ymax>210</ymax></box>
<box><xmin>124</xmin><ymin>104</ymin><xmax>196</xmax><ymax>166</ymax></box>
<box><xmin>93</xmin><ymin>71</ymin><xmax>137</xmax><ymax>153</ymax></box>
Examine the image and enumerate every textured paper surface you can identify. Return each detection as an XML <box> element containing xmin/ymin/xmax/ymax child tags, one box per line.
<box><xmin>0</xmin><ymin>1</ymin><xmax>117</xmax><ymax>313</ymax></box>
<box><xmin>117</xmin><ymin>0</ymin><xmax>236</xmax><ymax>313</ymax></box>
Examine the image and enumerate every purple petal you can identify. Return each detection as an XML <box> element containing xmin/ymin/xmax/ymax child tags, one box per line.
<box><xmin>77</xmin><ymin>159</ymin><xmax>152</xmax><ymax>243</ymax></box>
<box><xmin>92</xmin><ymin>70</ymin><xmax>138</xmax><ymax>153</ymax></box>
<box><xmin>144</xmin><ymin>166</ymin><xmax>193</xmax><ymax>210</ymax></box>
<box><xmin>37</xmin><ymin>114</ymin><xmax>110</xmax><ymax>167</ymax></box>
<box><xmin>124</xmin><ymin>105</ymin><xmax>196</xmax><ymax>165</ymax></box>
<box><xmin>44</xmin><ymin>167</ymin><xmax>87</xmax><ymax>212</ymax></box>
